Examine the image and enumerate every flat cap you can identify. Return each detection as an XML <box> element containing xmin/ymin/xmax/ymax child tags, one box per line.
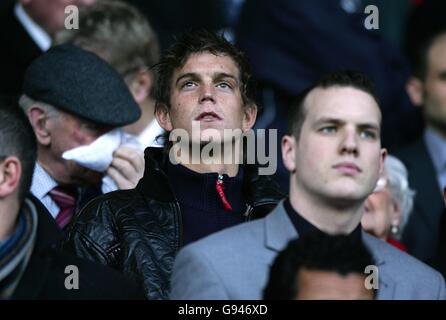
<box><xmin>23</xmin><ymin>44</ymin><xmax>141</xmax><ymax>127</ymax></box>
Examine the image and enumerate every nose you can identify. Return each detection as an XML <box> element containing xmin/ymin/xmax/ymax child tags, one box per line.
<box><xmin>339</xmin><ymin>127</ymin><xmax>359</xmax><ymax>156</ymax></box>
<box><xmin>199</xmin><ymin>83</ymin><xmax>216</xmax><ymax>104</ymax></box>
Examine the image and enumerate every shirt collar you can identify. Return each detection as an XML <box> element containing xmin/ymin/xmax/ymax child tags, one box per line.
<box><xmin>137</xmin><ymin>119</ymin><xmax>165</xmax><ymax>148</ymax></box>
<box><xmin>424</xmin><ymin>127</ymin><xmax>446</xmax><ymax>173</ymax></box>
<box><xmin>30</xmin><ymin>163</ymin><xmax>58</xmax><ymax>200</ymax></box>
<box><xmin>14</xmin><ymin>3</ymin><xmax>51</xmax><ymax>51</ymax></box>
<box><xmin>283</xmin><ymin>197</ymin><xmax>362</xmax><ymax>242</ymax></box>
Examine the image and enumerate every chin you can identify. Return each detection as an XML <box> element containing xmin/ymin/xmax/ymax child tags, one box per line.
<box><xmin>326</xmin><ymin>188</ymin><xmax>365</xmax><ymax>205</ymax></box>
<box><xmin>200</xmin><ymin>129</ymin><xmax>225</xmax><ymax>143</ymax></box>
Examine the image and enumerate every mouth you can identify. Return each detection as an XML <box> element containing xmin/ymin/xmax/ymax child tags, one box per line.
<box><xmin>332</xmin><ymin>162</ymin><xmax>362</xmax><ymax>175</ymax></box>
<box><xmin>195</xmin><ymin>112</ymin><xmax>222</xmax><ymax>122</ymax></box>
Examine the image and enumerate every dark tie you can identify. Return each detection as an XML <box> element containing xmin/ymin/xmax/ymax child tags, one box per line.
<box><xmin>48</xmin><ymin>186</ymin><xmax>78</xmax><ymax>229</ymax></box>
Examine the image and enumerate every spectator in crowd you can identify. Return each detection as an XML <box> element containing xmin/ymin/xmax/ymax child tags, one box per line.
<box><xmin>0</xmin><ymin>0</ymin><xmax>96</xmax><ymax>97</ymax></box>
<box><xmin>264</xmin><ymin>233</ymin><xmax>376</xmax><ymax>300</ymax></box>
<box><xmin>170</xmin><ymin>70</ymin><xmax>445</xmax><ymax>300</ymax></box>
<box><xmin>0</xmin><ymin>101</ymin><xmax>143</xmax><ymax>299</ymax></box>
<box><xmin>361</xmin><ymin>155</ymin><xmax>415</xmax><ymax>252</ymax></box>
<box><xmin>233</xmin><ymin>0</ymin><xmax>420</xmax><ymax>192</ymax></box>
<box><xmin>64</xmin><ymin>30</ymin><xmax>284</xmax><ymax>300</ymax></box>
<box><xmin>19</xmin><ymin>44</ymin><xmax>143</xmax><ymax>230</ymax></box>
<box><xmin>54</xmin><ymin>0</ymin><xmax>164</xmax><ymax>150</ymax></box>
<box><xmin>396</xmin><ymin>1</ymin><xmax>446</xmax><ymax>271</ymax></box>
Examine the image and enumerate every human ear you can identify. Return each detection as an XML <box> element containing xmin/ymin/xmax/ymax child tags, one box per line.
<box><xmin>0</xmin><ymin>157</ymin><xmax>21</xmax><ymax>199</ymax></box>
<box><xmin>155</xmin><ymin>103</ymin><xmax>173</xmax><ymax>131</ymax></box>
<box><xmin>281</xmin><ymin>135</ymin><xmax>297</xmax><ymax>173</ymax></box>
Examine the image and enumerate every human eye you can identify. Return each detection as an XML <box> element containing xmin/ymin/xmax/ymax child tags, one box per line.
<box><xmin>216</xmin><ymin>81</ymin><xmax>233</xmax><ymax>90</ymax></box>
<box><xmin>180</xmin><ymin>81</ymin><xmax>197</xmax><ymax>90</ymax></box>
<box><xmin>359</xmin><ymin>129</ymin><xmax>377</xmax><ymax>140</ymax></box>
<box><xmin>319</xmin><ymin>126</ymin><xmax>337</xmax><ymax>134</ymax></box>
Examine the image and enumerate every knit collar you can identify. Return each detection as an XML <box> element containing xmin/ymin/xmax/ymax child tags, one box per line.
<box><xmin>137</xmin><ymin>147</ymin><xmax>286</xmax><ymax>209</ymax></box>
<box><xmin>166</xmin><ymin>161</ymin><xmax>245</xmax><ymax>212</ymax></box>
<box><xmin>283</xmin><ymin>198</ymin><xmax>362</xmax><ymax>242</ymax></box>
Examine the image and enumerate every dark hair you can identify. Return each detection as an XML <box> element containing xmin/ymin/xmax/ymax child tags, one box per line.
<box><xmin>263</xmin><ymin>232</ymin><xmax>375</xmax><ymax>300</ymax></box>
<box><xmin>152</xmin><ymin>29</ymin><xmax>256</xmax><ymax>110</ymax></box>
<box><xmin>0</xmin><ymin>99</ymin><xmax>37</xmax><ymax>203</ymax></box>
<box><xmin>405</xmin><ymin>1</ymin><xmax>446</xmax><ymax>79</ymax></box>
<box><xmin>287</xmin><ymin>70</ymin><xmax>379</xmax><ymax>140</ymax></box>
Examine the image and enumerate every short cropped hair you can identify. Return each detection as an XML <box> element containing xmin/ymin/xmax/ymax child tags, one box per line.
<box><xmin>152</xmin><ymin>29</ymin><xmax>256</xmax><ymax>110</ymax></box>
<box><xmin>263</xmin><ymin>232</ymin><xmax>375</xmax><ymax>300</ymax></box>
<box><xmin>287</xmin><ymin>70</ymin><xmax>380</xmax><ymax>140</ymax></box>
<box><xmin>54</xmin><ymin>0</ymin><xmax>160</xmax><ymax>80</ymax></box>
<box><xmin>0</xmin><ymin>98</ymin><xmax>37</xmax><ymax>203</ymax></box>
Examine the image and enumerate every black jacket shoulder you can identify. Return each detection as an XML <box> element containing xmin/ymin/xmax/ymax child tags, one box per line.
<box><xmin>12</xmin><ymin>195</ymin><xmax>144</xmax><ymax>299</ymax></box>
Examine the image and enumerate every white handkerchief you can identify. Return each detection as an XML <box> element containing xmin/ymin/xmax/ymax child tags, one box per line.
<box><xmin>62</xmin><ymin>128</ymin><xmax>124</xmax><ymax>172</ymax></box>
<box><xmin>62</xmin><ymin>129</ymin><xmax>142</xmax><ymax>193</ymax></box>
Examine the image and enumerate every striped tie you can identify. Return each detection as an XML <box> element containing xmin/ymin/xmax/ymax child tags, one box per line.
<box><xmin>48</xmin><ymin>186</ymin><xmax>78</xmax><ymax>229</ymax></box>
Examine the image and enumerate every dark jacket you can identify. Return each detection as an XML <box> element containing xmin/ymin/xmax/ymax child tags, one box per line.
<box><xmin>0</xmin><ymin>1</ymin><xmax>43</xmax><ymax>97</ymax></box>
<box><xmin>63</xmin><ymin>147</ymin><xmax>285</xmax><ymax>299</ymax></box>
<box><xmin>11</xmin><ymin>195</ymin><xmax>144</xmax><ymax>299</ymax></box>
<box><xmin>394</xmin><ymin>139</ymin><xmax>444</xmax><ymax>265</ymax></box>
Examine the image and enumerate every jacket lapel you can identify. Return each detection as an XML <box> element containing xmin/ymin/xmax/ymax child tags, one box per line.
<box><xmin>263</xmin><ymin>200</ymin><xmax>298</xmax><ymax>252</ymax></box>
<box><xmin>362</xmin><ymin>233</ymin><xmax>396</xmax><ymax>299</ymax></box>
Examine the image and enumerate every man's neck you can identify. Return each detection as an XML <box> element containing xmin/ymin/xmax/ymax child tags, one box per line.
<box><xmin>0</xmin><ymin>199</ymin><xmax>20</xmax><ymax>241</ymax></box>
<box><xmin>37</xmin><ymin>155</ymin><xmax>61</xmax><ymax>183</ymax></box>
<box><xmin>289</xmin><ymin>184</ymin><xmax>364</xmax><ymax>235</ymax></box>
<box><xmin>123</xmin><ymin>99</ymin><xmax>156</xmax><ymax>136</ymax></box>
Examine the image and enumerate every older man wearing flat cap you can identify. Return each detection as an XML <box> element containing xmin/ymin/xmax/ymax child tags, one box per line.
<box><xmin>19</xmin><ymin>43</ymin><xmax>143</xmax><ymax>229</ymax></box>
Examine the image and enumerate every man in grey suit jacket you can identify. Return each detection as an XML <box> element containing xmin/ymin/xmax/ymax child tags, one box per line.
<box><xmin>170</xmin><ymin>70</ymin><xmax>446</xmax><ymax>300</ymax></box>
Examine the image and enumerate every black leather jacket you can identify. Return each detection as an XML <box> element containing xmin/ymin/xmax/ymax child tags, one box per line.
<box><xmin>63</xmin><ymin>147</ymin><xmax>285</xmax><ymax>299</ymax></box>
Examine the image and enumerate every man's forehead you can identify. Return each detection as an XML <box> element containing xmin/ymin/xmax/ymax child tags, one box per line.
<box><xmin>428</xmin><ymin>33</ymin><xmax>446</xmax><ymax>70</ymax></box>
<box><xmin>173</xmin><ymin>52</ymin><xmax>240</xmax><ymax>78</ymax></box>
<box><xmin>305</xmin><ymin>86</ymin><xmax>382</xmax><ymax>124</ymax></box>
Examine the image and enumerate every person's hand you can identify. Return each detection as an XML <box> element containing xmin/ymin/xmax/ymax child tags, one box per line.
<box><xmin>107</xmin><ymin>146</ymin><xmax>144</xmax><ymax>190</ymax></box>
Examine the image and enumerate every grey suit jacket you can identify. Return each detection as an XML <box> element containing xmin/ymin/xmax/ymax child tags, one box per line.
<box><xmin>170</xmin><ymin>201</ymin><xmax>446</xmax><ymax>300</ymax></box>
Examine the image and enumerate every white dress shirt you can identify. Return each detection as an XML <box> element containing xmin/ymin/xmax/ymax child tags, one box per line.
<box><xmin>135</xmin><ymin>119</ymin><xmax>165</xmax><ymax>149</ymax></box>
<box><xmin>14</xmin><ymin>3</ymin><xmax>51</xmax><ymax>52</ymax></box>
<box><xmin>30</xmin><ymin>163</ymin><xmax>59</xmax><ymax>218</ymax></box>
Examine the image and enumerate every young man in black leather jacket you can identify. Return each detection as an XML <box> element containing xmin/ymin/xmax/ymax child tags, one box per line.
<box><xmin>64</xmin><ymin>30</ymin><xmax>285</xmax><ymax>299</ymax></box>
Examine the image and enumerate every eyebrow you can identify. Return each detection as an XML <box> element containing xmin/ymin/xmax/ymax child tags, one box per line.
<box><xmin>175</xmin><ymin>72</ymin><xmax>239</xmax><ymax>86</ymax></box>
<box><xmin>314</xmin><ymin>117</ymin><xmax>380</xmax><ymax>131</ymax></box>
